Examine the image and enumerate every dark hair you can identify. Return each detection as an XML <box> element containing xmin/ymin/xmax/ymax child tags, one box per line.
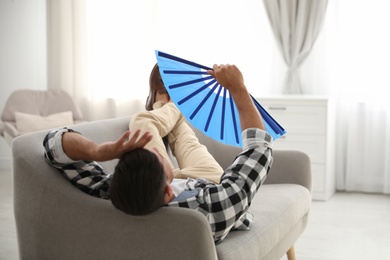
<box><xmin>109</xmin><ymin>148</ymin><xmax>167</xmax><ymax>215</ymax></box>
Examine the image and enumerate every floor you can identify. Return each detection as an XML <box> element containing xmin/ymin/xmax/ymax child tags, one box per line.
<box><xmin>1</xmin><ymin>168</ymin><xmax>390</xmax><ymax>260</ymax></box>
<box><xmin>0</xmin><ymin>169</ymin><xmax>18</xmax><ymax>260</ymax></box>
<box><xmin>281</xmin><ymin>192</ymin><xmax>390</xmax><ymax>260</ymax></box>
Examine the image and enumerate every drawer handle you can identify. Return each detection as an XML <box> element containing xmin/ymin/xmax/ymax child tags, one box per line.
<box><xmin>268</xmin><ymin>106</ymin><xmax>286</xmax><ymax>110</ymax></box>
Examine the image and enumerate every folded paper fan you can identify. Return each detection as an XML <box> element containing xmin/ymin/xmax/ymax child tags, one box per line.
<box><xmin>155</xmin><ymin>50</ymin><xmax>286</xmax><ymax>147</ymax></box>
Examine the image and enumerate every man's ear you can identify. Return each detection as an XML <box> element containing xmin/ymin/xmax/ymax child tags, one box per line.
<box><xmin>163</xmin><ymin>184</ymin><xmax>175</xmax><ymax>204</ymax></box>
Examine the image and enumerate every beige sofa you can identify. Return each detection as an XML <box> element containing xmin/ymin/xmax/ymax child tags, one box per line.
<box><xmin>12</xmin><ymin>116</ymin><xmax>311</xmax><ymax>260</ymax></box>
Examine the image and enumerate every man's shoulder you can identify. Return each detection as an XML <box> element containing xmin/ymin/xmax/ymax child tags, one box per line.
<box><xmin>168</xmin><ymin>190</ymin><xmax>199</xmax><ymax>208</ymax></box>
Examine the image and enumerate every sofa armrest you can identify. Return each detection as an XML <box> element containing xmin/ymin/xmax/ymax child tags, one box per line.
<box><xmin>264</xmin><ymin>150</ymin><xmax>312</xmax><ymax>192</ymax></box>
<box><xmin>3</xmin><ymin>121</ymin><xmax>19</xmax><ymax>138</ymax></box>
<box><xmin>189</xmin><ymin>125</ymin><xmax>311</xmax><ymax>192</ymax></box>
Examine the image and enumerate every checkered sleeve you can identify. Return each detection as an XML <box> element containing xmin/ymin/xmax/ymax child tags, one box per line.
<box><xmin>43</xmin><ymin>128</ymin><xmax>110</xmax><ymax>199</ymax></box>
<box><xmin>171</xmin><ymin>128</ymin><xmax>273</xmax><ymax>243</ymax></box>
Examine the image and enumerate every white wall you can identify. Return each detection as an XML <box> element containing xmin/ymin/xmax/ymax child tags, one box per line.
<box><xmin>0</xmin><ymin>0</ymin><xmax>47</xmax><ymax>169</ymax></box>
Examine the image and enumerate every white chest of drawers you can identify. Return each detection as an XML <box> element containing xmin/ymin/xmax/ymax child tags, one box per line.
<box><xmin>257</xmin><ymin>96</ymin><xmax>336</xmax><ymax>201</ymax></box>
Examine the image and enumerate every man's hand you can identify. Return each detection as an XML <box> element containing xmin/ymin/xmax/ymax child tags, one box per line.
<box><xmin>207</xmin><ymin>64</ymin><xmax>251</xmax><ymax>108</ymax></box>
<box><xmin>207</xmin><ymin>64</ymin><xmax>265</xmax><ymax>131</ymax></box>
<box><xmin>95</xmin><ymin>130</ymin><xmax>153</xmax><ymax>161</ymax></box>
<box><xmin>62</xmin><ymin>129</ymin><xmax>152</xmax><ymax>162</ymax></box>
<box><xmin>207</xmin><ymin>64</ymin><xmax>245</xmax><ymax>95</ymax></box>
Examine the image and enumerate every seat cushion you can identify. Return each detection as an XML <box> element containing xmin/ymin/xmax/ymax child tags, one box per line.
<box><xmin>216</xmin><ymin>184</ymin><xmax>311</xmax><ymax>260</ymax></box>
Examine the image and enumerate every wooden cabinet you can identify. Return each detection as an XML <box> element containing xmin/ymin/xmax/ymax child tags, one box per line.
<box><xmin>257</xmin><ymin>96</ymin><xmax>336</xmax><ymax>201</ymax></box>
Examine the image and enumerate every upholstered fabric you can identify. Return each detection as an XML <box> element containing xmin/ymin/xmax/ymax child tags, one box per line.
<box><xmin>12</xmin><ymin>116</ymin><xmax>311</xmax><ymax>260</ymax></box>
<box><xmin>1</xmin><ymin>89</ymin><xmax>85</xmax><ymax>144</ymax></box>
<box><xmin>1</xmin><ymin>89</ymin><xmax>83</xmax><ymax>122</ymax></box>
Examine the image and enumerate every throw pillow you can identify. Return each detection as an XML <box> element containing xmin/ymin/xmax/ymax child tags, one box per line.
<box><xmin>15</xmin><ymin>111</ymin><xmax>74</xmax><ymax>134</ymax></box>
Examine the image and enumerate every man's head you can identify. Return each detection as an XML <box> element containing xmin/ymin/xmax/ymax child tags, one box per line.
<box><xmin>109</xmin><ymin>148</ymin><xmax>174</xmax><ymax>215</ymax></box>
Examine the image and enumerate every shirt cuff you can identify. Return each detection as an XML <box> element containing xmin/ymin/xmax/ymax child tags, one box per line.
<box><xmin>49</xmin><ymin>128</ymin><xmax>80</xmax><ymax>164</ymax></box>
<box><xmin>241</xmin><ymin>128</ymin><xmax>273</xmax><ymax>151</ymax></box>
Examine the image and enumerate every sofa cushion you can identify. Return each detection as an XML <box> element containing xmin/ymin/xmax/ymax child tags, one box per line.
<box><xmin>15</xmin><ymin>111</ymin><xmax>74</xmax><ymax>134</ymax></box>
<box><xmin>216</xmin><ymin>184</ymin><xmax>311</xmax><ymax>260</ymax></box>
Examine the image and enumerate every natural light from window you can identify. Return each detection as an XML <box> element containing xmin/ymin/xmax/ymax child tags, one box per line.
<box><xmin>85</xmin><ymin>0</ymin><xmax>390</xmax><ymax>105</ymax></box>
<box><xmin>85</xmin><ymin>0</ymin><xmax>278</xmax><ymax>101</ymax></box>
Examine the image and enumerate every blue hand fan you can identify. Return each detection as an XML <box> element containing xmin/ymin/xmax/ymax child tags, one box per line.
<box><xmin>155</xmin><ymin>50</ymin><xmax>286</xmax><ymax>147</ymax></box>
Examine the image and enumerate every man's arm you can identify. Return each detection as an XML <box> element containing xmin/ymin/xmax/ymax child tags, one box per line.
<box><xmin>62</xmin><ymin>129</ymin><xmax>152</xmax><ymax>162</ymax></box>
<box><xmin>198</xmin><ymin>65</ymin><xmax>272</xmax><ymax>242</ymax></box>
<box><xmin>208</xmin><ymin>64</ymin><xmax>265</xmax><ymax>131</ymax></box>
<box><xmin>43</xmin><ymin>128</ymin><xmax>152</xmax><ymax>199</ymax></box>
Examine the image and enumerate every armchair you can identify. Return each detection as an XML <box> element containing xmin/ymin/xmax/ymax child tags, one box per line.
<box><xmin>1</xmin><ymin>89</ymin><xmax>85</xmax><ymax>145</ymax></box>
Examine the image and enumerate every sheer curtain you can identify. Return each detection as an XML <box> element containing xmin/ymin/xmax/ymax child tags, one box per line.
<box><xmin>303</xmin><ymin>0</ymin><xmax>390</xmax><ymax>194</ymax></box>
<box><xmin>263</xmin><ymin>0</ymin><xmax>328</xmax><ymax>94</ymax></box>
<box><xmin>47</xmin><ymin>0</ymin><xmax>146</xmax><ymax>121</ymax></box>
<box><xmin>47</xmin><ymin>0</ymin><xmax>281</xmax><ymax>122</ymax></box>
<box><xmin>261</xmin><ymin>0</ymin><xmax>390</xmax><ymax>194</ymax></box>
<box><xmin>341</xmin><ymin>102</ymin><xmax>390</xmax><ymax>193</ymax></box>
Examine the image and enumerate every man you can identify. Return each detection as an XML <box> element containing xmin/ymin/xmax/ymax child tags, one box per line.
<box><xmin>43</xmin><ymin>63</ymin><xmax>273</xmax><ymax>243</ymax></box>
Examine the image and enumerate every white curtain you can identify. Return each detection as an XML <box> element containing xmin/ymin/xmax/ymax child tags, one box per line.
<box><xmin>341</xmin><ymin>103</ymin><xmax>390</xmax><ymax>193</ymax></box>
<box><xmin>46</xmin><ymin>0</ymin><xmax>282</xmax><ymax>122</ymax></box>
<box><xmin>306</xmin><ymin>0</ymin><xmax>390</xmax><ymax>194</ymax></box>
<box><xmin>263</xmin><ymin>0</ymin><xmax>328</xmax><ymax>94</ymax></box>
<box><xmin>47</xmin><ymin>0</ymin><xmax>87</xmax><ymax>116</ymax></box>
<box><xmin>46</xmin><ymin>0</ymin><xmax>145</xmax><ymax>121</ymax></box>
<box><xmin>261</xmin><ymin>0</ymin><xmax>390</xmax><ymax>194</ymax></box>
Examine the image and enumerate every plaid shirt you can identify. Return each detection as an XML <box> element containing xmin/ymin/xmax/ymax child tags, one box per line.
<box><xmin>44</xmin><ymin>127</ymin><xmax>273</xmax><ymax>243</ymax></box>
